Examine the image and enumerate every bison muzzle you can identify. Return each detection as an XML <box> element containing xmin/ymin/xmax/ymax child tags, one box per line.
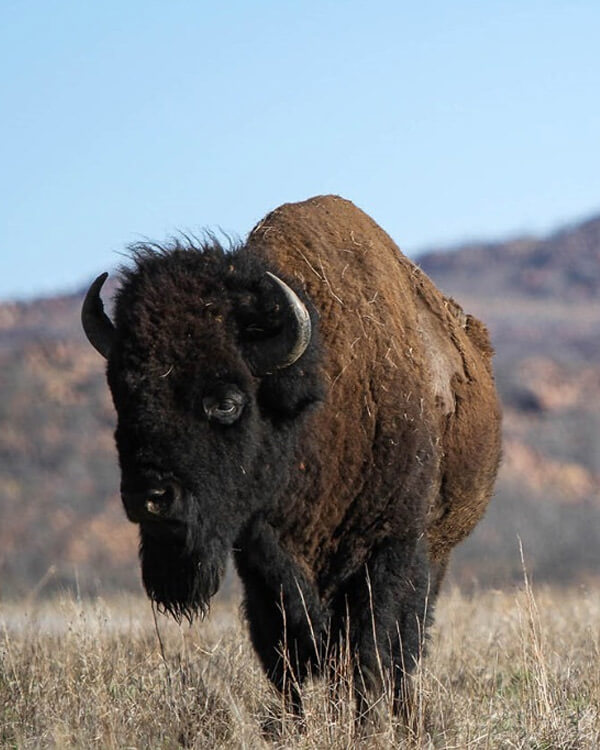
<box><xmin>82</xmin><ymin>195</ymin><xmax>501</xmax><ymax>716</ymax></box>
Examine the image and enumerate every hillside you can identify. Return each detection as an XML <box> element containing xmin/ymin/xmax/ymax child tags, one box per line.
<box><xmin>419</xmin><ymin>214</ymin><xmax>600</xmax><ymax>302</ymax></box>
<box><xmin>1</xmin><ymin>212</ymin><xmax>599</xmax><ymax>596</ymax></box>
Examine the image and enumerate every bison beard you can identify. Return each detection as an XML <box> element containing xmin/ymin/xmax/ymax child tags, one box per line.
<box><xmin>139</xmin><ymin>524</ymin><xmax>229</xmax><ymax>623</ymax></box>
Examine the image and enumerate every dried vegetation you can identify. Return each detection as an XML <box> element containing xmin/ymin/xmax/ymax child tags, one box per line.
<box><xmin>1</xmin><ymin>581</ymin><xmax>599</xmax><ymax>749</ymax></box>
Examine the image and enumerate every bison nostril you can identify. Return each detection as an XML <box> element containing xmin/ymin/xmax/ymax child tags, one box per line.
<box><xmin>122</xmin><ymin>481</ymin><xmax>182</xmax><ymax>523</ymax></box>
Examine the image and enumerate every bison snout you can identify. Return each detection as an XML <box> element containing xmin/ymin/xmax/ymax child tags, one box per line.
<box><xmin>121</xmin><ymin>481</ymin><xmax>182</xmax><ymax>523</ymax></box>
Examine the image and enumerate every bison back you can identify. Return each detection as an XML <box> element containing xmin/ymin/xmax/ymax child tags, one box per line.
<box><xmin>247</xmin><ymin>195</ymin><xmax>501</xmax><ymax>585</ymax></box>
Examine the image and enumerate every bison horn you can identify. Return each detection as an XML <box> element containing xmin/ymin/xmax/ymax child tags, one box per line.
<box><xmin>249</xmin><ymin>272</ymin><xmax>312</xmax><ymax>374</ymax></box>
<box><xmin>81</xmin><ymin>272</ymin><xmax>115</xmax><ymax>359</ymax></box>
<box><xmin>265</xmin><ymin>272</ymin><xmax>312</xmax><ymax>368</ymax></box>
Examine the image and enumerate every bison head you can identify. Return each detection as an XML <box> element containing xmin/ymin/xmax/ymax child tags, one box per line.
<box><xmin>82</xmin><ymin>242</ymin><xmax>322</xmax><ymax>621</ymax></box>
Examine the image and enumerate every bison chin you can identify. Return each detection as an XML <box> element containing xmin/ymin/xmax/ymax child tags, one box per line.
<box><xmin>139</xmin><ymin>526</ymin><xmax>228</xmax><ymax>623</ymax></box>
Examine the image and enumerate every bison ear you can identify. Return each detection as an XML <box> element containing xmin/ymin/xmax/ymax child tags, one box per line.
<box><xmin>235</xmin><ymin>272</ymin><xmax>324</xmax><ymax>418</ymax></box>
<box><xmin>238</xmin><ymin>273</ymin><xmax>312</xmax><ymax>376</ymax></box>
<box><xmin>257</xmin><ymin>365</ymin><xmax>325</xmax><ymax>420</ymax></box>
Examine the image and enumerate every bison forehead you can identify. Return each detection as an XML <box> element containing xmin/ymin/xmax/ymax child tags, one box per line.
<box><xmin>114</xmin><ymin>287</ymin><xmax>240</xmax><ymax>358</ymax></box>
<box><xmin>119</xmin><ymin>278</ymin><xmax>232</xmax><ymax>327</ymax></box>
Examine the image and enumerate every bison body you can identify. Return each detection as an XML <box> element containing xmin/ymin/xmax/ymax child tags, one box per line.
<box><xmin>82</xmin><ymin>195</ymin><xmax>501</xmax><ymax>713</ymax></box>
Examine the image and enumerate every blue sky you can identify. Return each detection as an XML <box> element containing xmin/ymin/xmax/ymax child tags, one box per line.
<box><xmin>2</xmin><ymin>1</ymin><xmax>599</xmax><ymax>300</ymax></box>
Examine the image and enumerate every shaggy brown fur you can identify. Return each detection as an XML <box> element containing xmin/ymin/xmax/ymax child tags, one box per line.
<box><xmin>82</xmin><ymin>194</ymin><xmax>501</xmax><ymax>718</ymax></box>
<box><xmin>247</xmin><ymin>196</ymin><xmax>501</xmax><ymax>592</ymax></box>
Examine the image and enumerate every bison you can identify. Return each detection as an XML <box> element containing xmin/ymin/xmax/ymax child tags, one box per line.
<box><xmin>82</xmin><ymin>195</ymin><xmax>501</xmax><ymax>716</ymax></box>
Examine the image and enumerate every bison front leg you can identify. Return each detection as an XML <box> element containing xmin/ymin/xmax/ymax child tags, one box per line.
<box><xmin>234</xmin><ymin>514</ymin><xmax>327</xmax><ymax>714</ymax></box>
<box><xmin>336</xmin><ymin>536</ymin><xmax>434</xmax><ymax>720</ymax></box>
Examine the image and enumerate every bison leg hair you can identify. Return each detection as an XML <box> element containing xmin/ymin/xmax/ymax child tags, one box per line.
<box><xmin>331</xmin><ymin>535</ymin><xmax>433</xmax><ymax>718</ymax></box>
<box><xmin>234</xmin><ymin>514</ymin><xmax>328</xmax><ymax>712</ymax></box>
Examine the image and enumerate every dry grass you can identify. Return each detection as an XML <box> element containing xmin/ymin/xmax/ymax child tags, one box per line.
<box><xmin>1</xmin><ymin>582</ymin><xmax>599</xmax><ymax>749</ymax></box>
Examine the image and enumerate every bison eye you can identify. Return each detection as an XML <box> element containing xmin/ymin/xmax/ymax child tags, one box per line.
<box><xmin>202</xmin><ymin>388</ymin><xmax>246</xmax><ymax>425</ymax></box>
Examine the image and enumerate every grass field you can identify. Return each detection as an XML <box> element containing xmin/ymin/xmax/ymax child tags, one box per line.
<box><xmin>1</xmin><ymin>579</ymin><xmax>599</xmax><ymax>749</ymax></box>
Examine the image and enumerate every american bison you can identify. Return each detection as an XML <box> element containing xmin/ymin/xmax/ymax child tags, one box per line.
<box><xmin>82</xmin><ymin>195</ymin><xmax>501</xmax><ymax>715</ymax></box>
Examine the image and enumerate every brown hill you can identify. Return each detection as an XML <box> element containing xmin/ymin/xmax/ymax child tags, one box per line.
<box><xmin>419</xmin><ymin>213</ymin><xmax>600</xmax><ymax>302</ymax></box>
<box><xmin>1</xmin><ymin>212</ymin><xmax>599</xmax><ymax>597</ymax></box>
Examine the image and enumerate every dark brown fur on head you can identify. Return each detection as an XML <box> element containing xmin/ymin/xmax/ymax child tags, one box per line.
<box><xmin>105</xmin><ymin>236</ymin><xmax>323</xmax><ymax>621</ymax></box>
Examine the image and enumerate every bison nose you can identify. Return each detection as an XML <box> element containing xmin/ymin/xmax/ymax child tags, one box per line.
<box><xmin>121</xmin><ymin>482</ymin><xmax>182</xmax><ymax>523</ymax></box>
